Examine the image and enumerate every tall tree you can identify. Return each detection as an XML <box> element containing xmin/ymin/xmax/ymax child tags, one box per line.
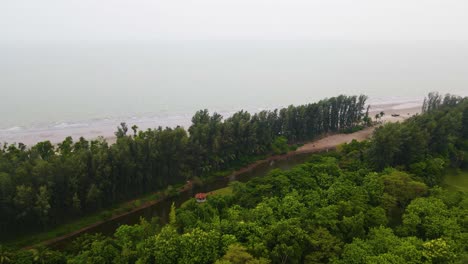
<box><xmin>462</xmin><ymin>105</ymin><xmax>468</xmax><ymax>139</ymax></box>
<box><xmin>34</xmin><ymin>186</ymin><xmax>51</xmax><ymax>229</ymax></box>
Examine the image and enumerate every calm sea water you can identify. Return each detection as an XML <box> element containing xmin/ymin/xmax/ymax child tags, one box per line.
<box><xmin>1</xmin><ymin>40</ymin><xmax>467</xmax><ymax>144</ymax></box>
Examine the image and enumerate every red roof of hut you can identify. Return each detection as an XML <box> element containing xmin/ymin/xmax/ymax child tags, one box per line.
<box><xmin>195</xmin><ymin>193</ymin><xmax>207</xmax><ymax>199</ymax></box>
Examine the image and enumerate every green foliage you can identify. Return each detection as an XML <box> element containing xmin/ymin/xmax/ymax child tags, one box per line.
<box><xmin>6</xmin><ymin>132</ymin><xmax>468</xmax><ymax>263</ymax></box>
<box><xmin>340</xmin><ymin>227</ymin><xmax>424</xmax><ymax>264</ymax></box>
<box><xmin>86</xmin><ymin>184</ymin><xmax>102</xmax><ymax>211</ymax></box>
<box><xmin>215</xmin><ymin>244</ymin><xmax>269</xmax><ymax>264</ymax></box>
<box><xmin>462</xmin><ymin>105</ymin><xmax>468</xmax><ymax>139</ymax></box>
<box><xmin>381</xmin><ymin>170</ymin><xmax>428</xmax><ymax>207</ymax></box>
<box><xmin>0</xmin><ymin>245</ymin><xmax>13</xmax><ymax>264</ymax></box>
<box><xmin>29</xmin><ymin>247</ymin><xmax>66</xmax><ymax>264</ymax></box>
<box><xmin>271</xmin><ymin>137</ymin><xmax>289</xmax><ymax>155</ymax></box>
<box><xmin>422</xmin><ymin>92</ymin><xmax>463</xmax><ymax>113</ymax></box>
<box><xmin>305</xmin><ymin>227</ymin><xmax>343</xmax><ymax>263</ymax></box>
<box><xmin>409</xmin><ymin>158</ymin><xmax>446</xmax><ymax>186</ymax></box>
<box><xmin>369</xmin><ymin>95</ymin><xmax>467</xmax><ymax>172</ymax></box>
<box><xmin>169</xmin><ymin>202</ymin><xmax>177</xmax><ymax>226</ymax></box>
<box><xmin>368</xmin><ymin>123</ymin><xmax>403</xmax><ymax>169</ymax></box>
<box><xmin>68</xmin><ymin>237</ymin><xmax>119</xmax><ymax>264</ymax></box>
<box><xmin>13</xmin><ymin>185</ymin><xmax>35</xmax><ymax>221</ymax></box>
<box><xmin>34</xmin><ymin>186</ymin><xmax>51</xmax><ymax>229</ymax></box>
<box><xmin>401</xmin><ymin>197</ymin><xmax>460</xmax><ymax>239</ymax></box>
<box><xmin>114</xmin><ymin>122</ymin><xmax>128</xmax><ymax>138</ymax></box>
<box><xmin>422</xmin><ymin>238</ymin><xmax>456</xmax><ymax>263</ymax></box>
<box><xmin>178</xmin><ymin>228</ymin><xmax>223</xmax><ymax>264</ymax></box>
<box><xmin>150</xmin><ymin>226</ymin><xmax>180</xmax><ymax>263</ymax></box>
<box><xmin>71</xmin><ymin>193</ymin><xmax>81</xmax><ymax>214</ymax></box>
<box><xmin>342</xmin><ymin>125</ymin><xmax>365</xmax><ymax>134</ymax></box>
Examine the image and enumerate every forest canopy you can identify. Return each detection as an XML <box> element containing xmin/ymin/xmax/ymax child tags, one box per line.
<box><xmin>0</xmin><ymin>95</ymin><xmax>368</xmax><ymax>240</ymax></box>
<box><xmin>0</xmin><ymin>94</ymin><xmax>467</xmax><ymax>263</ymax></box>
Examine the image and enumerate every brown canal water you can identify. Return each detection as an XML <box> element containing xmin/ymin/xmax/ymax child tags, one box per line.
<box><xmin>50</xmin><ymin>151</ymin><xmax>320</xmax><ymax>250</ymax></box>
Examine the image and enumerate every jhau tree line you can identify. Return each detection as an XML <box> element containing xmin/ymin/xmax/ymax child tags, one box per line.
<box><xmin>0</xmin><ymin>95</ymin><xmax>368</xmax><ymax>238</ymax></box>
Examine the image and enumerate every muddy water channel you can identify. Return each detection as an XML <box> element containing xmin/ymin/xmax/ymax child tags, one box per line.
<box><xmin>50</xmin><ymin>151</ymin><xmax>323</xmax><ymax>250</ymax></box>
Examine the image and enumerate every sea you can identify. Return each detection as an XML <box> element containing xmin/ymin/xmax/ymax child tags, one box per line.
<box><xmin>1</xmin><ymin>40</ymin><xmax>467</xmax><ymax>145</ymax></box>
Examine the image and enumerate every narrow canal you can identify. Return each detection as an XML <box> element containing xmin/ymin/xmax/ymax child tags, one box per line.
<box><xmin>50</xmin><ymin>151</ymin><xmax>323</xmax><ymax>249</ymax></box>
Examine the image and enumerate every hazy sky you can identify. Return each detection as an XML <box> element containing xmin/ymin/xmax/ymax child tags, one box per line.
<box><xmin>1</xmin><ymin>1</ymin><xmax>468</xmax><ymax>131</ymax></box>
<box><xmin>2</xmin><ymin>0</ymin><xmax>468</xmax><ymax>44</ymax></box>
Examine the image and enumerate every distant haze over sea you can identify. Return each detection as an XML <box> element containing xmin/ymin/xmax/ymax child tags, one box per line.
<box><xmin>1</xmin><ymin>40</ymin><xmax>467</xmax><ymax>144</ymax></box>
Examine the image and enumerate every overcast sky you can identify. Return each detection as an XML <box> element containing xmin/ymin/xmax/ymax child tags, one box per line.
<box><xmin>2</xmin><ymin>0</ymin><xmax>468</xmax><ymax>44</ymax></box>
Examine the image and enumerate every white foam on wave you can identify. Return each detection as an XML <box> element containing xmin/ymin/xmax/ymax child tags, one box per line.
<box><xmin>0</xmin><ymin>126</ymin><xmax>23</xmax><ymax>132</ymax></box>
<box><xmin>391</xmin><ymin>102</ymin><xmax>422</xmax><ymax>110</ymax></box>
<box><xmin>53</xmin><ymin>122</ymin><xmax>88</xmax><ymax>129</ymax></box>
<box><xmin>367</xmin><ymin>96</ymin><xmax>423</xmax><ymax>106</ymax></box>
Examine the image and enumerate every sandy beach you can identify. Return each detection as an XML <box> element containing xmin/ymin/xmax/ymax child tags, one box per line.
<box><xmin>296</xmin><ymin>104</ymin><xmax>421</xmax><ymax>153</ymax></box>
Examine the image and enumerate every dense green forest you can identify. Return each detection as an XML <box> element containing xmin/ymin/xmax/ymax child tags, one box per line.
<box><xmin>0</xmin><ymin>95</ymin><xmax>368</xmax><ymax>240</ymax></box>
<box><xmin>0</xmin><ymin>94</ymin><xmax>466</xmax><ymax>263</ymax></box>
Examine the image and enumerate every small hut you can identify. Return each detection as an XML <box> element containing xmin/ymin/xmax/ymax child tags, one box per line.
<box><xmin>195</xmin><ymin>193</ymin><xmax>207</xmax><ymax>203</ymax></box>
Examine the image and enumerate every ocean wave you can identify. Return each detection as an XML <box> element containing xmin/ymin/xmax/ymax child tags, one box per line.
<box><xmin>367</xmin><ymin>96</ymin><xmax>422</xmax><ymax>106</ymax></box>
<box><xmin>53</xmin><ymin>122</ymin><xmax>88</xmax><ymax>129</ymax></box>
<box><xmin>0</xmin><ymin>126</ymin><xmax>23</xmax><ymax>132</ymax></box>
<box><xmin>0</xmin><ymin>95</ymin><xmax>426</xmax><ymax>145</ymax></box>
<box><xmin>391</xmin><ymin>102</ymin><xmax>422</xmax><ymax>110</ymax></box>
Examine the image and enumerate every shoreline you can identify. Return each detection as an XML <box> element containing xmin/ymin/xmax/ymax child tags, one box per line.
<box><xmin>1</xmin><ymin>100</ymin><xmax>422</xmax><ymax>146</ymax></box>
<box><xmin>17</xmin><ymin>104</ymin><xmax>420</xmax><ymax>249</ymax></box>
